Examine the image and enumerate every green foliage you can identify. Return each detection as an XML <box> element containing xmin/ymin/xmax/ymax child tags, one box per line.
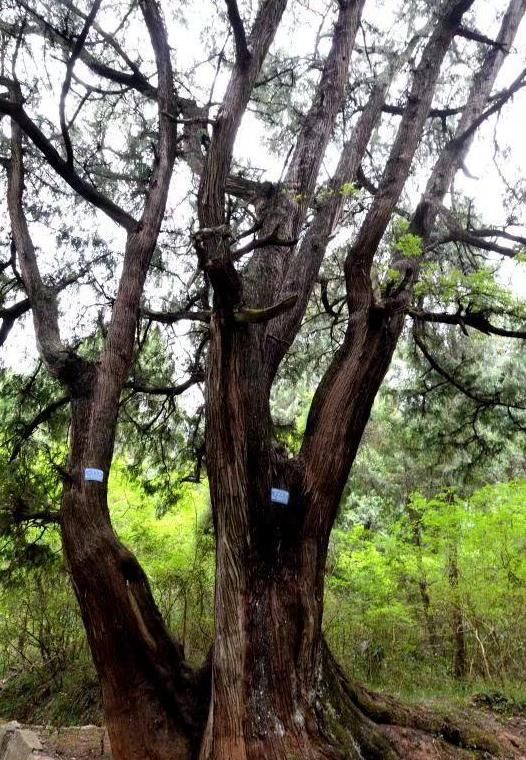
<box><xmin>392</xmin><ymin>219</ymin><xmax>424</xmax><ymax>258</ymax></box>
<box><xmin>0</xmin><ymin>459</ymin><xmax>214</xmax><ymax>724</ymax></box>
<box><xmin>339</xmin><ymin>182</ymin><xmax>359</xmax><ymax>198</ymax></box>
<box><xmin>414</xmin><ymin>263</ymin><xmax>520</xmax><ymax>317</ymax></box>
<box><xmin>326</xmin><ymin>480</ymin><xmax>526</xmax><ymax>692</ymax></box>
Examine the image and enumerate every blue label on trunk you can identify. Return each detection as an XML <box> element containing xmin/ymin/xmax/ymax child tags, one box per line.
<box><xmin>271</xmin><ymin>488</ymin><xmax>289</xmax><ymax>505</ymax></box>
<box><xmin>84</xmin><ymin>468</ymin><xmax>104</xmax><ymax>482</ymax></box>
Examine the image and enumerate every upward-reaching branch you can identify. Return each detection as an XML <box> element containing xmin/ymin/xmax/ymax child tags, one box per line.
<box><xmin>87</xmin><ymin>0</ymin><xmax>179</xmax><ymax>469</ymax></box>
<box><xmin>245</xmin><ymin>0</ymin><xmax>366</xmax><ymax>311</ymax></box>
<box><xmin>7</xmin><ymin>117</ymin><xmax>67</xmax><ymax>374</ymax></box>
<box><xmin>59</xmin><ymin>0</ymin><xmax>102</xmax><ymax>167</ymax></box>
<box><xmin>264</xmin><ymin>15</ymin><xmax>436</xmax><ymax>376</ymax></box>
<box><xmin>410</xmin><ymin>0</ymin><xmax>526</xmax><ymax>243</ymax></box>
<box><xmin>299</xmin><ymin>0</ymin><xmax>476</xmax><ymax>537</ymax></box>
<box><xmin>196</xmin><ymin>0</ymin><xmax>288</xmax><ymax>308</ymax></box>
<box><xmin>224</xmin><ymin>0</ymin><xmax>250</xmax><ymax>66</ymax></box>
<box><xmin>344</xmin><ymin>0</ymin><xmax>476</xmax><ymax>305</ymax></box>
<box><xmin>383</xmin><ymin>0</ymin><xmax>526</xmax><ymax>314</ymax></box>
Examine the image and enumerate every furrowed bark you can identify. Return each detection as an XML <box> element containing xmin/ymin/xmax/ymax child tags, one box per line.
<box><xmin>200</xmin><ymin>2</ymin><xmax>512</xmax><ymax>757</ymax></box>
<box><xmin>7</xmin><ymin>1</ymin><xmax>526</xmax><ymax>758</ymax></box>
<box><xmin>198</xmin><ymin>3</ymin><xmax>385</xmax><ymax>757</ymax></box>
<box><xmin>390</xmin><ymin>0</ymin><xmax>526</xmax><ymax>310</ymax></box>
<box><xmin>197</xmin><ymin>0</ymin><xmax>288</xmax><ymax>307</ymax></box>
<box><xmin>196</xmin><ymin>1</ymin><xmax>290</xmax><ymax>756</ymax></box>
<box><xmin>345</xmin><ymin>0</ymin><xmax>476</xmax><ymax>292</ymax></box>
<box><xmin>411</xmin><ymin>0</ymin><xmax>526</xmax><ymax>241</ymax></box>
<box><xmin>299</xmin><ymin>0</ymin><xmax>523</xmax><ymax>630</ymax></box>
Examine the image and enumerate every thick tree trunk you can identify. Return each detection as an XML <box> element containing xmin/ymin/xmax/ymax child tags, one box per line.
<box><xmin>59</xmin><ymin>393</ymin><xmax>206</xmax><ymax>760</ymax></box>
<box><xmin>199</xmin><ymin>309</ymin><xmax>404</xmax><ymax>759</ymax></box>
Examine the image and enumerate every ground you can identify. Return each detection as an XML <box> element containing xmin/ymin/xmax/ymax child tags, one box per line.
<box><xmin>10</xmin><ymin>707</ymin><xmax>526</xmax><ymax>759</ymax></box>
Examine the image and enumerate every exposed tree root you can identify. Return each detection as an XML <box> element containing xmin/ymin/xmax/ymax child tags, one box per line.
<box><xmin>321</xmin><ymin>642</ymin><xmax>526</xmax><ymax>759</ymax></box>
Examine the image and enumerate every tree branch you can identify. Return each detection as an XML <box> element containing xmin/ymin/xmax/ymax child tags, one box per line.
<box><xmin>0</xmin><ymin>296</ymin><xmax>30</xmax><ymax>347</ymax></box>
<box><xmin>344</xmin><ymin>0</ymin><xmax>476</xmax><ymax>299</ymax></box>
<box><xmin>125</xmin><ymin>374</ymin><xmax>203</xmax><ymax>397</ymax></box>
<box><xmin>196</xmin><ymin>0</ymin><xmax>288</xmax><ymax>308</ymax></box>
<box><xmin>141</xmin><ymin>307</ymin><xmax>211</xmax><ymax>324</ymax></box>
<box><xmin>10</xmin><ymin>395</ymin><xmax>70</xmax><ymax>461</ymax></box>
<box><xmin>245</xmin><ymin>0</ymin><xmax>366</xmax><ymax>313</ymax></box>
<box><xmin>408</xmin><ymin>307</ymin><xmax>526</xmax><ymax>340</ymax></box>
<box><xmin>413</xmin><ymin>329</ymin><xmax>526</xmax><ymax>410</ymax></box>
<box><xmin>7</xmin><ymin>109</ymin><xmax>69</xmax><ymax>373</ymax></box>
<box><xmin>88</xmin><ymin>0</ymin><xmax>179</xmax><ymax>469</ymax></box>
<box><xmin>457</xmin><ymin>24</ymin><xmax>507</xmax><ymax>49</ymax></box>
<box><xmin>451</xmin><ymin>65</ymin><xmax>526</xmax><ymax>150</ymax></box>
<box><xmin>0</xmin><ymin>89</ymin><xmax>137</xmax><ymax>231</ymax></box>
<box><xmin>224</xmin><ymin>0</ymin><xmax>250</xmax><ymax>66</ymax></box>
<box><xmin>263</xmin><ymin>15</ymin><xmax>434</xmax><ymax>376</ymax></box>
<box><xmin>233</xmin><ymin>293</ymin><xmax>297</xmax><ymax>324</ymax></box>
<box><xmin>389</xmin><ymin>0</ymin><xmax>526</xmax><ymax>306</ymax></box>
<box><xmin>59</xmin><ymin>0</ymin><xmax>102</xmax><ymax>167</ymax></box>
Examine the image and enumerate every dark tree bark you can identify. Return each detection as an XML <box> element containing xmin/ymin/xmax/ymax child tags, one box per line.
<box><xmin>3</xmin><ymin>0</ymin><xmax>526</xmax><ymax>758</ymax></box>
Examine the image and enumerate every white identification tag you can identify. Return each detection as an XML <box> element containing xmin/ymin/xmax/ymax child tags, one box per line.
<box><xmin>84</xmin><ymin>468</ymin><xmax>104</xmax><ymax>482</ymax></box>
<box><xmin>271</xmin><ymin>488</ymin><xmax>290</xmax><ymax>505</ymax></box>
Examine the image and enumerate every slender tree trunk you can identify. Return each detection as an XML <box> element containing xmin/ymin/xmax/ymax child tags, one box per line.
<box><xmin>447</xmin><ymin>542</ymin><xmax>467</xmax><ymax>680</ymax></box>
<box><xmin>407</xmin><ymin>508</ymin><xmax>439</xmax><ymax>656</ymax></box>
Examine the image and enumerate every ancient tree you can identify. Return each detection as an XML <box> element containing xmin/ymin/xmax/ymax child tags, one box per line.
<box><xmin>1</xmin><ymin>0</ymin><xmax>526</xmax><ymax>757</ymax></box>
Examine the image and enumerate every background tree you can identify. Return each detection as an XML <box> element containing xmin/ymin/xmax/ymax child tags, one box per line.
<box><xmin>1</xmin><ymin>0</ymin><xmax>526</xmax><ymax>758</ymax></box>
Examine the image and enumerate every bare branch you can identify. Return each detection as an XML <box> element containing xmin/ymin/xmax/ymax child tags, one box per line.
<box><xmin>125</xmin><ymin>374</ymin><xmax>203</xmax><ymax>397</ymax></box>
<box><xmin>233</xmin><ymin>293</ymin><xmax>297</xmax><ymax>324</ymax></box>
<box><xmin>457</xmin><ymin>24</ymin><xmax>507</xmax><ymax>49</ymax></box>
<box><xmin>231</xmin><ymin>228</ymin><xmax>298</xmax><ymax>260</ymax></box>
<box><xmin>451</xmin><ymin>65</ymin><xmax>526</xmax><ymax>149</ymax></box>
<box><xmin>0</xmin><ymin>296</ymin><xmax>30</xmax><ymax>347</ymax></box>
<box><xmin>141</xmin><ymin>307</ymin><xmax>211</xmax><ymax>324</ymax></box>
<box><xmin>263</xmin><ymin>15</ymin><xmax>434</xmax><ymax>375</ymax></box>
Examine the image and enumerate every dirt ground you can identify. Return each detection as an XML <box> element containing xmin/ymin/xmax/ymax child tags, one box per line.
<box><xmin>27</xmin><ymin>725</ymin><xmax>110</xmax><ymax>759</ymax></box>
<box><xmin>379</xmin><ymin>710</ymin><xmax>526</xmax><ymax>759</ymax></box>
<box><xmin>19</xmin><ymin>711</ymin><xmax>526</xmax><ymax>759</ymax></box>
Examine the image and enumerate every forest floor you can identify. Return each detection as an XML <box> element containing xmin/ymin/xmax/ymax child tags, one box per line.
<box><xmin>10</xmin><ymin>707</ymin><xmax>526</xmax><ymax>759</ymax></box>
<box><xmin>2</xmin><ymin>678</ymin><xmax>526</xmax><ymax>759</ymax></box>
<box><xmin>380</xmin><ymin>711</ymin><xmax>526</xmax><ymax>758</ymax></box>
